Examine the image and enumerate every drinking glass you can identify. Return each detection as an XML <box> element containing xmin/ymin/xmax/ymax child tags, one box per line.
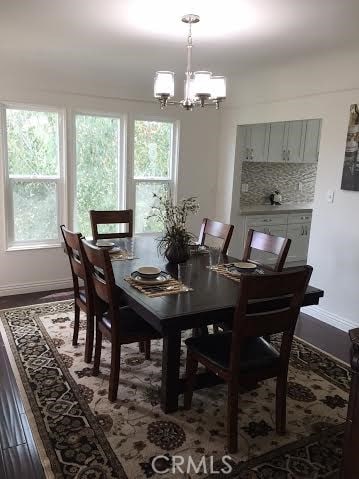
<box><xmin>209</xmin><ymin>247</ymin><xmax>222</xmax><ymax>266</ymax></box>
<box><xmin>126</xmin><ymin>237</ymin><xmax>135</xmax><ymax>259</ymax></box>
<box><xmin>177</xmin><ymin>262</ymin><xmax>193</xmax><ymax>288</ymax></box>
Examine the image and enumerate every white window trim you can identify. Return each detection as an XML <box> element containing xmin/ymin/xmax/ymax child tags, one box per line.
<box><xmin>71</xmin><ymin>110</ymin><xmax>127</xmax><ymax>235</ymax></box>
<box><xmin>128</xmin><ymin>115</ymin><xmax>179</xmax><ymax>234</ymax></box>
<box><xmin>0</xmin><ymin>103</ymin><xmax>66</xmax><ymax>251</ymax></box>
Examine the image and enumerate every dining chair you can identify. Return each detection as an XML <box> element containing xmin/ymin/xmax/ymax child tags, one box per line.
<box><xmin>184</xmin><ymin>265</ymin><xmax>312</xmax><ymax>453</ymax></box>
<box><xmin>242</xmin><ymin>229</ymin><xmax>291</xmax><ymax>272</ymax></box>
<box><xmin>60</xmin><ymin>225</ymin><xmax>95</xmax><ymax>363</ymax></box>
<box><xmin>90</xmin><ymin>209</ymin><xmax>133</xmax><ymax>241</ymax></box>
<box><xmin>82</xmin><ymin>240</ymin><xmax>162</xmax><ymax>402</ymax></box>
<box><xmin>198</xmin><ymin>218</ymin><xmax>234</xmax><ymax>255</ymax></box>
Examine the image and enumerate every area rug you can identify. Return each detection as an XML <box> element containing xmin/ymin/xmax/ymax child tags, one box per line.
<box><xmin>0</xmin><ymin>301</ymin><xmax>351</xmax><ymax>479</ymax></box>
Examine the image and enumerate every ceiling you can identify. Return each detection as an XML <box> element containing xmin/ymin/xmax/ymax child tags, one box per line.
<box><xmin>1</xmin><ymin>0</ymin><xmax>359</xmax><ymax>100</ymax></box>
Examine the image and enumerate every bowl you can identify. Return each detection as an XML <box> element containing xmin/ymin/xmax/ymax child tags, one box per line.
<box><xmin>137</xmin><ymin>266</ymin><xmax>162</xmax><ymax>279</ymax></box>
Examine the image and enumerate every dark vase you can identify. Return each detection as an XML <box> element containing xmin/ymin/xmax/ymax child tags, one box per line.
<box><xmin>164</xmin><ymin>242</ymin><xmax>190</xmax><ymax>264</ymax></box>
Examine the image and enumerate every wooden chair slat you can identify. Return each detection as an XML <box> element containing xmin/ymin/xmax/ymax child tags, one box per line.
<box><xmin>198</xmin><ymin>218</ymin><xmax>234</xmax><ymax>255</ymax></box>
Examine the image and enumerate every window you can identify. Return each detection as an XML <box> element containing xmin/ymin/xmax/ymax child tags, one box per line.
<box><xmin>131</xmin><ymin>119</ymin><xmax>177</xmax><ymax>233</ymax></box>
<box><xmin>4</xmin><ymin>107</ymin><xmax>63</xmax><ymax>247</ymax></box>
<box><xmin>74</xmin><ymin>113</ymin><xmax>124</xmax><ymax>238</ymax></box>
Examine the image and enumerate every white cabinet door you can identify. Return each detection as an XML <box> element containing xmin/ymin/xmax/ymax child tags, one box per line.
<box><xmin>238</xmin><ymin>125</ymin><xmax>250</xmax><ymax>162</ymax></box>
<box><xmin>249</xmin><ymin>124</ymin><xmax>269</xmax><ymax>162</ymax></box>
<box><xmin>286</xmin><ymin>120</ymin><xmax>305</xmax><ymax>163</ymax></box>
<box><xmin>303</xmin><ymin>119</ymin><xmax>321</xmax><ymax>163</ymax></box>
<box><xmin>267</xmin><ymin>122</ymin><xmax>286</xmax><ymax>163</ymax></box>
<box><xmin>286</xmin><ymin>223</ymin><xmax>310</xmax><ymax>262</ymax></box>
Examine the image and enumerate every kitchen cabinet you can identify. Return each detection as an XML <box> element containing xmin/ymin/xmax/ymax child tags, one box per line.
<box><xmin>286</xmin><ymin>223</ymin><xmax>310</xmax><ymax>262</ymax></box>
<box><xmin>238</xmin><ymin>124</ymin><xmax>269</xmax><ymax>162</ymax></box>
<box><xmin>303</xmin><ymin>119</ymin><xmax>321</xmax><ymax>163</ymax></box>
<box><xmin>268</xmin><ymin>120</ymin><xmax>304</xmax><ymax>163</ymax></box>
<box><xmin>267</xmin><ymin>122</ymin><xmax>286</xmax><ymax>163</ymax></box>
<box><xmin>286</xmin><ymin>120</ymin><xmax>305</xmax><ymax>163</ymax></box>
<box><xmin>239</xmin><ymin>119</ymin><xmax>321</xmax><ymax>163</ymax></box>
<box><xmin>242</xmin><ymin>212</ymin><xmax>312</xmax><ymax>264</ymax></box>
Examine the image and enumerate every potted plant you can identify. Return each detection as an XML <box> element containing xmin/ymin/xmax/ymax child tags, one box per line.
<box><xmin>148</xmin><ymin>193</ymin><xmax>199</xmax><ymax>264</ymax></box>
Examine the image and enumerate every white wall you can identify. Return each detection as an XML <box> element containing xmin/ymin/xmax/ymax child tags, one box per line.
<box><xmin>0</xmin><ymin>85</ymin><xmax>220</xmax><ymax>295</ymax></box>
<box><xmin>216</xmin><ymin>49</ymin><xmax>359</xmax><ymax>331</ymax></box>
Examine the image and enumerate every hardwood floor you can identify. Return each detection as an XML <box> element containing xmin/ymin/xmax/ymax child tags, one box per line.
<box><xmin>0</xmin><ymin>288</ymin><xmax>351</xmax><ymax>478</ymax></box>
<box><xmin>0</xmin><ymin>288</ymin><xmax>73</xmax><ymax>479</ymax></box>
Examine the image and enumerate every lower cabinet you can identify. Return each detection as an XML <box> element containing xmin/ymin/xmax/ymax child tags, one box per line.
<box><xmin>243</xmin><ymin>212</ymin><xmax>312</xmax><ymax>264</ymax></box>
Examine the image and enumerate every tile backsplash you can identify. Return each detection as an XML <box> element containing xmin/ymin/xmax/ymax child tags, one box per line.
<box><xmin>240</xmin><ymin>162</ymin><xmax>317</xmax><ymax>205</ymax></box>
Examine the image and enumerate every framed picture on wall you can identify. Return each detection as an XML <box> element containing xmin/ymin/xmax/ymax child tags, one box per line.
<box><xmin>341</xmin><ymin>104</ymin><xmax>359</xmax><ymax>191</ymax></box>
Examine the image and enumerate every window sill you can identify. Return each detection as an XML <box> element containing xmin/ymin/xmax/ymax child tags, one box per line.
<box><xmin>6</xmin><ymin>243</ymin><xmax>62</xmax><ymax>252</ymax></box>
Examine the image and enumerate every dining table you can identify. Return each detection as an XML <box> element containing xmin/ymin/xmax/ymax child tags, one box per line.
<box><xmin>100</xmin><ymin>235</ymin><xmax>324</xmax><ymax>413</ymax></box>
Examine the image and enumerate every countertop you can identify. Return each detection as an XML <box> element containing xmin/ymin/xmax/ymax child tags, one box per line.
<box><xmin>239</xmin><ymin>203</ymin><xmax>313</xmax><ymax>215</ymax></box>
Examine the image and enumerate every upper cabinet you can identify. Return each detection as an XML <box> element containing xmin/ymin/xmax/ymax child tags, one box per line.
<box><xmin>302</xmin><ymin>119</ymin><xmax>321</xmax><ymax>163</ymax></box>
<box><xmin>239</xmin><ymin>123</ymin><xmax>269</xmax><ymax>162</ymax></box>
<box><xmin>239</xmin><ymin>119</ymin><xmax>321</xmax><ymax>164</ymax></box>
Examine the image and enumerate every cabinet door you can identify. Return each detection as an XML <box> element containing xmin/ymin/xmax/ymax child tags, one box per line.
<box><xmin>238</xmin><ymin>125</ymin><xmax>250</xmax><ymax>162</ymax></box>
<box><xmin>286</xmin><ymin>120</ymin><xmax>305</xmax><ymax>163</ymax></box>
<box><xmin>249</xmin><ymin>124</ymin><xmax>269</xmax><ymax>162</ymax></box>
<box><xmin>286</xmin><ymin>223</ymin><xmax>310</xmax><ymax>262</ymax></box>
<box><xmin>267</xmin><ymin>122</ymin><xmax>286</xmax><ymax>163</ymax></box>
<box><xmin>303</xmin><ymin>119</ymin><xmax>321</xmax><ymax>163</ymax></box>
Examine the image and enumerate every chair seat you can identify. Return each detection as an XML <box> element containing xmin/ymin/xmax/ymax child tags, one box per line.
<box><xmin>100</xmin><ymin>306</ymin><xmax>161</xmax><ymax>341</ymax></box>
<box><xmin>185</xmin><ymin>332</ymin><xmax>280</xmax><ymax>373</ymax></box>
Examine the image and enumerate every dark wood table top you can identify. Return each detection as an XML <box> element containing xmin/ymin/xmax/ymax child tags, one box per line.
<box><xmin>100</xmin><ymin>236</ymin><xmax>324</xmax><ymax>335</ymax></box>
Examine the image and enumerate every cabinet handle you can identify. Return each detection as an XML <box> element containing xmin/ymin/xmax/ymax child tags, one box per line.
<box><xmin>287</xmin><ymin>149</ymin><xmax>290</xmax><ymax>162</ymax></box>
<box><xmin>250</xmin><ymin>148</ymin><xmax>254</xmax><ymax>160</ymax></box>
<box><xmin>301</xmin><ymin>225</ymin><xmax>304</xmax><ymax>235</ymax></box>
<box><xmin>282</xmin><ymin>149</ymin><xmax>286</xmax><ymax>161</ymax></box>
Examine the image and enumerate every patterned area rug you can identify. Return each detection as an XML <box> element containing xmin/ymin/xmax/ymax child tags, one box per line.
<box><xmin>0</xmin><ymin>301</ymin><xmax>350</xmax><ymax>479</ymax></box>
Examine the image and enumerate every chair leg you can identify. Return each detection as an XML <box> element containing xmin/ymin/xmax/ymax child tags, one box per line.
<box><xmin>139</xmin><ymin>341</ymin><xmax>145</xmax><ymax>353</ymax></box>
<box><xmin>227</xmin><ymin>382</ymin><xmax>239</xmax><ymax>454</ymax></box>
<box><xmin>84</xmin><ymin>312</ymin><xmax>94</xmax><ymax>364</ymax></box>
<box><xmin>144</xmin><ymin>340</ymin><xmax>151</xmax><ymax>360</ymax></box>
<box><xmin>72</xmin><ymin>303</ymin><xmax>80</xmax><ymax>346</ymax></box>
<box><xmin>93</xmin><ymin>323</ymin><xmax>102</xmax><ymax>376</ymax></box>
<box><xmin>108</xmin><ymin>343</ymin><xmax>121</xmax><ymax>402</ymax></box>
<box><xmin>183</xmin><ymin>351</ymin><xmax>198</xmax><ymax>410</ymax></box>
<box><xmin>276</xmin><ymin>374</ymin><xmax>287</xmax><ymax>434</ymax></box>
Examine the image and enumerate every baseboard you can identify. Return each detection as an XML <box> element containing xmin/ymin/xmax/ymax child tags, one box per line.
<box><xmin>0</xmin><ymin>278</ymin><xmax>73</xmax><ymax>297</ymax></box>
<box><xmin>305</xmin><ymin>305</ymin><xmax>358</xmax><ymax>332</ymax></box>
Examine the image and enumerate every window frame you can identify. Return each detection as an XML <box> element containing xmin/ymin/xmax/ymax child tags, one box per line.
<box><xmin>128</xmin><ymin>115</ymin><xmax>179</xmax><ymax>234</ymax></box>
<box><xmin>71</xmin><ymin>109</ymin><xmax>127</xmax><ymax>237</ymax></box>
<box><xmin>1</xmin><ymin>103</ymin><xmax>66</xmax><ymax>250</ymax></box>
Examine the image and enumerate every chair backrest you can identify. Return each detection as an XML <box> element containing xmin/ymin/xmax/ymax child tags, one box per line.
<box><xmin>230</xmin><ymin>266</ymin><xmax>312</xmax><ymax>374</ymax></box>
<box><xmin>81</xmin><ymin>239</ymin><xmax>119</xmax><ymax>311</ymax></box>
<box><xmin>60</xmin><ymin>225</ymin><xmax>88</xmax><ymax>296</ymax></box>
<box><xmin>90</xmin><ymin>209</ymin><xmax>133</xmax><ymax>241</ymax></box>
<box><xmin>198</xmin><ymin>218</ymin><xmax>234</xmax><ymax>254</ymax></box>
<box><xmin>242</xmin><ymin>229</ymin><xmax>291</xmax><ymax>271</ymax></box>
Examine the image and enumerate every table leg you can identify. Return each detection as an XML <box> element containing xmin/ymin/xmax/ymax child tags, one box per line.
<box><xmin>161</xmin><ymin>331</ymin><xmax>181</xmax><ymax>413</ymax></box>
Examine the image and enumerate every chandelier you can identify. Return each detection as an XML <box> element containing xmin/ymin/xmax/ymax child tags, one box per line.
<box><xmin>154</xmin><ymin>14</ymin><xmax>226</xmax><ymax>110</ymax></box>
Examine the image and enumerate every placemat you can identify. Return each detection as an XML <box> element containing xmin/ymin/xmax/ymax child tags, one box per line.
<box><xmin>125</xmin><ymin>276</ymin><xmax>193</xmax><ymax>297</ymax></box>
<box><xmin>109</xmin><ymin>249</ymin><xmax>137</xmax><ymax>262</ymax></box>
<box><xmin>208</xmin><ymin>263</ymin><xmax>243</xmax><ymax>283</ymax></box>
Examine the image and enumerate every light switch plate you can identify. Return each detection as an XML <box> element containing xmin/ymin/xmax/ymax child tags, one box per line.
<box><xmin>327</xmin><ymin>190</ymin><xmax>335</xmax><ymax>203</ymax></box>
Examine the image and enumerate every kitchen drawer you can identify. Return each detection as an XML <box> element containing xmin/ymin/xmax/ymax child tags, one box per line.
<box><xmin>288</xmin><ymin>212</ymin><xmax>312</xmax><ymax>224</ymax></box>
<box><xmin>246</xmin><ymin>214</ymin><xmax>288</xmax><ymax>227</ymax></box>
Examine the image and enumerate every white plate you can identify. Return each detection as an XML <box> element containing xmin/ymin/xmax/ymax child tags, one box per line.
<box><xmin>233</xmin><ymin>262</ymin><xmax>257</xmax><ymax>270</ymax></box>
<box><xmin>96</xmin><ymin>240</ymin><xmax>115</xmax><ymax>248</ymax></box>
<box><xmin>131</xmin><ymin>271</ymin><xmax>171</xmax><ymax>285</ymax></box>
